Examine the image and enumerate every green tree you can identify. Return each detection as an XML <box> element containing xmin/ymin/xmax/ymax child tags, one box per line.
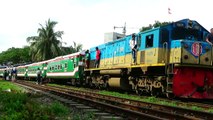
<box><xmin>70</xmin><ymin>41</ymin><xmax>83</xmax><ymax>53</ymax></box>
<box><xmin>140</xmin><ymin>21</ymin><xmax>171</xmax><ymax>32</ymax></box>
<box><xmin>61</xmin><ymin>42</ymin><xmax>83</xmax><ymax>55</ymax></box>
<box><xmin>27</xmin><ymin>19</ymin><xmax>64</xmax><ymax>61</ymax></box>
<box><xmin>0</xmin><ymin>47</ymin><xmax>31</xmax><ymax>65</ymax></box>
<box><xmin>19</xmin><ymin>46</ymin><xmax>31</xmax><ymax>63</ymax></box>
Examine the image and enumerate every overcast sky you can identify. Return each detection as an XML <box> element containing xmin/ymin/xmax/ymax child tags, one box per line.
<box><xmin>0</xmin><ymin>0</ymin><xmax>212</xmax><ymax>52</ymax></box>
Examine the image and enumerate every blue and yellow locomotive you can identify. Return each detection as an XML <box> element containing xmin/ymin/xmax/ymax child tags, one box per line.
<box><xmin>86</xmin><ymin>19</ymin><xmax>213</xmax><ymax>99</ymax></box>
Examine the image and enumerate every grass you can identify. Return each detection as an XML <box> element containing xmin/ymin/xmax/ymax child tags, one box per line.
<box><xmin>48</xmin><ymin>83</ymin><xmax>87</xmax><ymax>91</ymax></box>
<box><xmin>72</xmin><ymin>111</ymin><xmax>95</xmax><ymax>120</ymax></box>
<box><xmin>208</xmin><ymin>108</ymin><xmax>213</xmax><ymax>113</ymax></box>
<box><xmin>0</xmin><ymin>92</ymin><xmax>71</xmax><ymax>120</ymax></box>
<box><xmin>0</xmin><ymin>80</ymin><xmax>26</xmax><ymax>92</ymax></box>
<box><xmin>0</xmin><ymin>80</ymin><xmax>96</xmax><ymax>119</ymax></box>
<box><xmin>98</xmin><ymin>91</ymin><xmax>213</xmax><ymax>113</ymax></box>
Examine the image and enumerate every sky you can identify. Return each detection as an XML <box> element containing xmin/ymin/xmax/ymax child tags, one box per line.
<box><xmin>0</xmin><ymin>0</ymin><xmax>212</xmax><ymax>52</ymax></box>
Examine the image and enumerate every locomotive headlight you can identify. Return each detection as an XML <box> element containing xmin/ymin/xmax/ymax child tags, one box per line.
<box><xmin>184</xmin><ymin>55</ymin><xmax>188</xmax><ymax>59</ymax></box>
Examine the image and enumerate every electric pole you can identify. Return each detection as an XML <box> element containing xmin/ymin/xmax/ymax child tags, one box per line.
<box><xmin>114</xmin><ymin>22</ymin><xmax>126</xmax><ymax>35</ymax></box>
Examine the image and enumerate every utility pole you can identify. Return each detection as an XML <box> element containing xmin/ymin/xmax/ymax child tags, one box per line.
<box><xmin>114</xmin><ymin>22</ymin><xmax>126</xmax><ymax>35</ymax></box>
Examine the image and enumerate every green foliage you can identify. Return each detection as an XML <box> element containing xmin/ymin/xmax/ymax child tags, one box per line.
<box><xmin>208</xmin><ymin>108</ymin><xmax>213</xmax><ymax>113</ymax></box>
<box><xmin>72</xmin><ymin>111</ymin><xmax>95</xmax><ymax>120</ymax></box>
<box><xmin>0</xmin><ymin>80</ymin><xmax>26</xmax><ymax>92</ymax></box>
<box><xmin>50</xmin><ymin>102</ymin><xmax>69</xmax><ymax>116</ymax></box>
<box><xmin>0</xmin><ymin>80</ymin><xmax>71</xmax><ymax>120</ymax></box>
<box><xmin>190</xmin><ymin>106</ymin><xmax>203</xmax><ymax>111</ymax></box>
<box><xmin>0</xmin><ymin>46</ymin><xmax>31</xmax><ymax>65</ymax></box>
<box><xmin>27</xmin><ymin>19</ymin><xmax>64</xmax><ymax>61</ymax></box>
<box><xmin>0</xmin><ymin>92</ymin><xmax>71</xmax><ymax>120</ymax></box>
<box><xmin>140</xmin><ymin>20</ymin><xmax>171</xmax><ymax>32</ymax></box>
<box><xmin>70</xmin><ymin>41</ymin><xmax>83</xmax><ymax>53</ymax></box>
<box><xmin>0</xmin><ymin>81</ymin><xmax>96</xmax><ymax>120</ymax></box>
<box><xmin>62</xmin><ymin>42</ymin><xmax>83</xmax><ymax>55</ymax></box>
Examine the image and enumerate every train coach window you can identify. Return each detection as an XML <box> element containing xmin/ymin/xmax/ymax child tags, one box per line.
<box><xmin>59</xmin><ymin>65</ymin><xmax>62</xmax><ymax>70</ymax></box>
<box><xmin>145</xmin><ymin>34</ymin><xmax>154</xmax><ymax>48</ymax></box>
<box><xmin>65</xmin><ymin>63</ymin><xmax>68</xmax><ymax>68</ymax></box>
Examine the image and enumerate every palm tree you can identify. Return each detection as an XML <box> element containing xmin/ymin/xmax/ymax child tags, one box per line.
<box><xmin>27</xmin><ymin>19</ymin><xmax>64</xmax><ymax>61</ymax></box>
<box><xmin>70</xmin><ymin>41</ymin><xmax>83</xmax><ymax>53</ymax></box>
<box><xmin>61</xmin><ymin>41</ymin><xmax>83</xmax><ymax>55</ymax></box>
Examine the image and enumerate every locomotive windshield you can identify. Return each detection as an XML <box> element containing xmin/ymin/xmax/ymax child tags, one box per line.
<box><xmin>171</xmin><ymin>27</ymin><xmax>203</xmax><ymax>41</ymax></box>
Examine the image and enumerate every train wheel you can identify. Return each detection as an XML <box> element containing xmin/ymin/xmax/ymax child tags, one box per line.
<box><xmin>135</xmin><ymin>85</ymin><xmax>143</xmax><ymax>95</ymax></box>
<box><xmin>152</xmin><ymin>88</ymin><xmax>162</xmax><ymax>97</ymax></box>
<box><xmin>89</xmin><ymin>80</ymin><xmax>94</xmax><ymax>88</ymax></box>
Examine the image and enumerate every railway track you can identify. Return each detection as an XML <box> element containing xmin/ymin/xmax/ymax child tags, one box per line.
<box><xmin>45</xmin><ymin>82</ymin><xmax>213</xmax><ymax>112</ymax></box>
<box><xmin>16</xmin><ymin>80</ymin><xmax>213</xmax><ymax>120</ymax></box>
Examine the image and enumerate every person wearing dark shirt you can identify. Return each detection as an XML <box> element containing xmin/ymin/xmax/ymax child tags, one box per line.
<box><xmin>94</xmin><ymin>47</ymin><xmax>101</xmax><ymax>68</ymax></box>
<box><xmin>36</xmin><ymin>68</ymin><xmax>42</xmax><ymax>84</ymax></box>
<box><xmin>3</xmin><ymin>70</ymin><xmax>7</xmax><ymax>80</ymax></box>
<box><xmin>206</xmin><ymin>28</ymin><xmax>213</xmax><ymax>45</ymax></box>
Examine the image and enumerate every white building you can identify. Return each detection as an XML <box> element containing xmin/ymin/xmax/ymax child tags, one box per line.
<box><xmin>104</xmin><ymin>32</ymin><xmax>125</xmax><ymax>43</ymax></box>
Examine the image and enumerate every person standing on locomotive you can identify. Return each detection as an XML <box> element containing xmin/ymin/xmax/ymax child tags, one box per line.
<box><xmin>85</xmin><ymin>50</ymin><xmax>90</xmax><ymax>68</ymax></box>
<box><xmin>94</xmin><ymin>47</ymin><xmax>101</xmax><ymax>68</ymax></box>
<box><xmin>129</xmin><ymin>34</ymin><xmax>137</xmax><ymax>64</ymax></box>
<box><xmin>206</xmin><ymin>28</ymin><xmax>213</xmax><ymax>45</ymax></box>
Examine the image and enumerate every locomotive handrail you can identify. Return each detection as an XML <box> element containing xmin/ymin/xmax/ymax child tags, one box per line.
<box><xmin>163</xmin><ymin>42</ymin><xmax>169</xmax><ymax>74</ymax></box>
<box><xmin>210</xmin><ymin>44</ymin><xmax>213</xmax><ymax>66</ymax></box>
<box><xmin>163</xmin><ymin>42</ymin><xmax>168</xmax><ymax>64</ymax></box>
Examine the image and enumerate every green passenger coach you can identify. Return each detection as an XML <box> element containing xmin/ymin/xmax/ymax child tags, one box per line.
<box><xmin>27</xmin><ymin>61</ymin><xmax>47</xmax><ymax>80</ymax></box>
<box><xmin>16</xmin><ymin>65</ymin><xmax>27</xmax><ymax>79</ymax></box>
<box><xmin>46</xmin><ymin>52</ymin><xmax>85</xmax><ymax>85</ymax></box>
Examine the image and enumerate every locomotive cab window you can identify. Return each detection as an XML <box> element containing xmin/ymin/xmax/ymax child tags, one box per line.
<box><xmin>171</xmin><ymin>27</ymin><xmax>202</xmax><ymax>41</ymax></box>
<box><xmin>137</xmin><ymin>34</ymin><xmax>142</xmax><ymax>48</ymax></box>
<box><xmin>145</xmin><ymin>34</ymin><xmax>154</xmax><ymax>48</ymax></box>
<box><xmin>160</xmin><ymin>29</ymin><xmax>169</xmax><ymax>43</ymax></box>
